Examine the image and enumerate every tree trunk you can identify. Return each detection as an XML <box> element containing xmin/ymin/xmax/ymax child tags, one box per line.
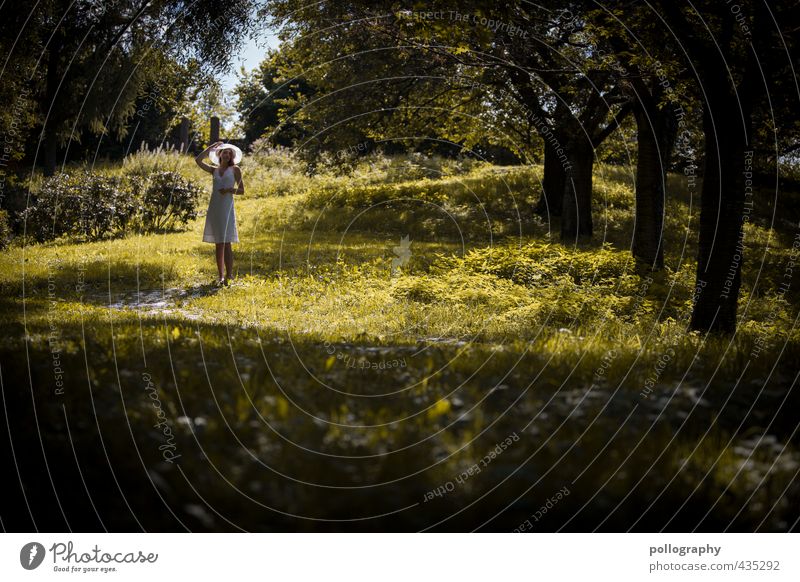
<box><xmin>42</xmin><ymin>33</ymin><xmax>62</xmax><ymax>177</ymax></box>
<box><xmin>689</xmin><ymin>100</ymin><xmax>748</xmax><ymax>334</ymax></box>
<box><xmin>536</xmin><ymin>140</ymin><xmax>565</xmax><ymax>217</ymax></box>
<box><xmin>632</xmin><ymin>99</ymin><xmax>676</xmax><ymax>270</ymax></box>
<box><xmin>652</xmin><ymin>0</ymin><xmax>759</xmax><ymax>335</ymax></box>
<box><xmin>560</xmin><ymin>142</ymin><xmax>594</xmax><ymax>241</ymax></box>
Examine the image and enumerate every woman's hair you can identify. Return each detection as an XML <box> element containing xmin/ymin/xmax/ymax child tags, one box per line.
<box><xmin>218</xmin><ymin>148</ymin><xmax>236</xmax><ymax>168</ymax></box>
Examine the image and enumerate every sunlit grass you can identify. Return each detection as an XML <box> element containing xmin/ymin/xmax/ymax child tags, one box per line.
<box><xmin>3</xmin><ymin>152</ymin><xmax>799</xmax><ymax>530</ymax></box>
<box><xmin>4</xmin><ymin>158</ymin><xmax>799</xmax><ymax>360</ymax></box>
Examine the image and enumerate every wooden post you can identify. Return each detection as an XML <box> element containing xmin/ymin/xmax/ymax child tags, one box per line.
<box><xmin>210</xmin><ymin>116</ymin><xmax>220</xmax><ymax>144</ymax></box>
<box><xmin>179</xmin><ymin>117</ymin><xmax>189</xmax><ymax>152</ymax></box>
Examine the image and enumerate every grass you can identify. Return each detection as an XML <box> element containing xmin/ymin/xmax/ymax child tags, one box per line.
<box><xmin>1</xmin><ymin>149</ymin><xmax>799</xmax><ymax>531</ymax></box>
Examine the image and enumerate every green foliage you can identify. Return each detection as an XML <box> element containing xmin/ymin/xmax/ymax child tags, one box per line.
<box><xmin>383</xmin><ymin>239</ymin><xmax>686</xmax><ymax>330</ymax></box>
<box><xmin>22</xmin><ymin>172</ymin><xmax>134</xmax><ymax>242</ymax></box>
<box><xmin>127</xmin><ymin>171</ymin><xmax>202</xmax><ymax>232</ymax></box>
<box><xmin>0</xmin><ymin>209</ymin><xmax>11</xmax><ymax>248</ymax></box>
<box><xmin>295</xmin><ymin>164</ymin><xmax>542</xmax><ymax>238</ymax></box>
<box><xmin>3</xmin><ymin>153</ymin><xmax>799</xmax><ymax>530</ymax></box>
<box><xmin>248</xmin><ymin>140</ymin><xmax>307</xmax><ymax>174</ymax></box>
<box><xmin>0</xmin><ymin>0</ymin><xmax>260</xmax><ymax>165</ymax></box>
<box><xmin>22</xmin><ymin>165</ymin><xmax>202</xmax><ymax>242</ymax></box>
<box><xmin>121</xmin><ymin>144</ymin><xmax>201</xmax><ymax>178</ymax></box>
<box><xmin>124</xmin><ymin>57</ymin><xmax>213</xmax><ymax>154</ymax></box>
<box><xmin>391</xmin><ymin>271</ymin><xmax>528</xmax><ymax>310</ymax></box>
<box><xmin>595</xmin><ymin>115</ymin><xmax>637</xmax><ymax>165</ymax></box>
<box><xmin>234</xmin><ymin>48</ymin><xmax>316</xmax><ymax>147</ymax></box>
<box><xmin>453</xmin><ymin>240</ymin><xmax>634</xmax><ymax>286</ymax></box>
<box><xmin>321</xmin><ymin>151</ymin><xmax>490</xmax><ymax>181</ymax></box>
<box><xmin>242</xmin><ymin>140</ymin><xmax>316</xmax><ymax>197</ymax></box>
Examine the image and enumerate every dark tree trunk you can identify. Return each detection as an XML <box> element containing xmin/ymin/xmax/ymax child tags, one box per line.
<box><xmin>43</xmin><ymin>34</ymin><xmax>62</xmax><ymax>177</ymax></box>
<box><xmin>560</xmin><ymin>142</ymin><xmax>594</xmax><ymax>241</ymax></box>
<box><xmin>536</xmin><ymin>140</ymin><xmax>565</xmax><ymax>217</ymax></box>
<box><xmin>689</xmin><ymin>99</ymin><xmax>749</xmax><ymax>334</ymax></box>
<box><xmin>653</xmin><ymin>0</ymin><xmax>759</xmax><ymax>336</ymax></box>
<box><xmin>632</xmin><ymin>98</ymin><xmax>677</xmax><ymax>270</ymax></box>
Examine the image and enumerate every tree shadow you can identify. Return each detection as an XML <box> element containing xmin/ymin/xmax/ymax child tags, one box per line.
<box><xmin>0</xmin><ymin>313</ymin><xmax>797</xmax><ymax>532</ymax></box>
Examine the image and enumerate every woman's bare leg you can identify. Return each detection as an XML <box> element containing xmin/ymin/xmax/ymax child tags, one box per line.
<box><xmin>215</xmin><ymin>243</ymin><xmax>225</xmax><ymax>281</ymax></box>
<box><xmin>224</xmin><ymin>243</ymin><xmax>233</xmax><ymax>281</ymax></box>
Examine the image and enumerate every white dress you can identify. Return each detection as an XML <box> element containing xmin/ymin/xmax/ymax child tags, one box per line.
<box><xmin>203</xmin><ymin>166</ymin><xmax>239</xmax><ymax>243</ymax></box>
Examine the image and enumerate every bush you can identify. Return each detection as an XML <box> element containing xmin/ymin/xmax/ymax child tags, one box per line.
<box><xmin>242</xmin><ymin>140</ymin><xmax>317</xmax><ymax>198</ymax></box>
<box><xmin>449</xmin><ymin>240</ymin><xmax>639</xmax><ymax>287</ymax></box>
<box><xmin>313</xmin><ymin>150</ymin><xmax>490</xmax><ymax>181</ymax></box>
<box><xmin>22</xmin><ymin>172</ymin><xmax>134</xmax><ymax>242</ymax></box>
<box><xmin>0</xmin><ymin>210</ymin><xmax>11</xmax><ymax>248</ymax></box>
<box><xmin>128</xmin><ymin>171</ymin><xmax>201</xmax><ymax>231</ymax></box>
<box><xmin>22</xmin><ymin>169</ymin><xmax>202</xmax><ymax>243</ymax></box>
<box><xmin>391</xmin><ymin>271</ymin><xmax>529</xmax><ymax>309</ymax></box>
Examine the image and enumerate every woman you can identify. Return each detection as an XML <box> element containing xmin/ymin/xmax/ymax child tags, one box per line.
<box><xmin>195</xmin><ymin>141</ymin><xmax>245</xmax><ymax>285</ymax></box>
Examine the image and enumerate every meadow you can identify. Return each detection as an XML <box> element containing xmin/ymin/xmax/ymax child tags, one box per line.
<box><xmin>1</xmin><ymin>148</ymin><xmax>799</xmax><ymax>531</ymax></box>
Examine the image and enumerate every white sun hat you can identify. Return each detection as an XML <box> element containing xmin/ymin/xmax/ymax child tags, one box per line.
<box><xmin>209</xmin><ymin>143</ymin><xmax>243</xmax><ymax>165</ymax></box>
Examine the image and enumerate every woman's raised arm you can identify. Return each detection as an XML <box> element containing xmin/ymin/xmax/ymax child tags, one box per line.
<box><xmin>195</xmin><ymin>141</ymin><xmax>222</xmax><ymax>173</ymax></box>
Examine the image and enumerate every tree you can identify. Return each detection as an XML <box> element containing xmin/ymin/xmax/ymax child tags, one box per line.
<box><xmin>0</xmin><ymin>0</ymin><xmax>261</xmax><ymax>174</ymax></box>
<box><xmin>262</xmin><ymin>0</ymin><xmax>632</xmax><ymax>241</ymax></box>
<box><xmin>654</xmin><ymin>0</ymin><xmax>799</xmax><ymax>333</ymax></box>
<box><xmin>234</xmin><ymin>48</ymin><xmax>316</xmax><ymax>148</ymax></box>
<box><xmin>181</xmin><ymin>79</ymin><xmax>237</xmax><ymax>148</ymax></box>
<box><xmin>587</xmin><ymin>4</ymin><xmax>691</xmax><ymax>270</ymax></box>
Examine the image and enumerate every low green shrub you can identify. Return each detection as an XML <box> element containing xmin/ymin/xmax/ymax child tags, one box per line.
<box><xmin>346</xmin><ymin>151</ymin><xmax>490</xmax><ymax>182</ymax></box>
<box><xmin>453</xmin><ymin>240</ymin><xmax>634</xmax><ymax>286</ymax></box>
<box><xmin>128</xmin><ymin>171</ymin><xmax>201</xmax><ymax>231</ymax></box>
<box><xmin>391</xmin><ymin>271</ymin><xmax>529</xmax><ymax>309</ymax></box>
<box><xmin>0</xmin><ymin>209</ymin><xmax>11</xmax><ymax>248</ymax></box>
<box><xmin>248</xmin><ymin>140</ymin><xmax>307</xmax><ymax>174</ymax></box>
<box><xmin>22</xmin><ymin>172</ymin><xmax>134</xmax><ymax>242</ymax></box>
<box><xmin>22</xmin><ymin>169</ymin><xmax>202</xmax><ymax>242</ymax></box>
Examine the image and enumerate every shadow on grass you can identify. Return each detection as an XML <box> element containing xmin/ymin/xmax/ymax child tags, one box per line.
<box><xmin>0</xmin><ymin>314</ymin><xmax>797</xmax><ymax>532</ymax></box>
